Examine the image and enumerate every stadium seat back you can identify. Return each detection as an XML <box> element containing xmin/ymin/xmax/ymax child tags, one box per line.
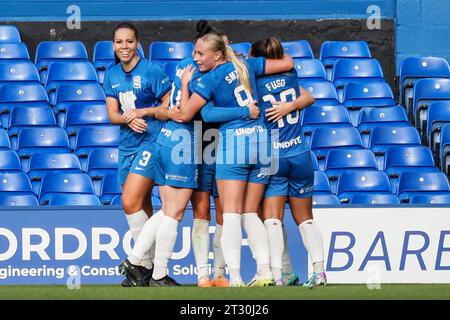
<box><xmin>0</xmin><ymin>42</ymin><xmax>29</xmax><ymax>60</ymax></box>
<box><xmin>0</xmin><ymin>172</ymin><xmax>33</xmax><ymax>192</ymax></box>
<box><xmin>337</xmin><ymin>170</ymin><xmax>391</xmax><ymax>203</ymax></box>
<box><xmin>149</xmin><ymin>42</ymin><xmax>193</xmax><ymax>62</ymax></box>
<box><xmin>313</xmin><ymin>171</ymin><xmax>332</xmax><ymax>193</ymax></box>
<box><xmin>281</xmin><ymin>40</ymin><xmax>313</xmax><ymax>59</ymax></box>
<box><xmin>0</xmin><ymin>129</ymin><xmax>11</xmax><ymax>149</ymax></box>
<box><xmin>0</xmin><ymin>25</ymin><xmax>21</xmax><ymax>42</ymax></box>
<box><xmin>0</xmin><ymin>193</ymin><xmax>39</xmax><ymax>206</ymax></box>
<box><xmin>439</xmin><ymin>123</ymin><xmax>450</xmax><ymax>174</ymax></box>
<box><xmin>99</xmin><ymin>171</ymin><xmax>122</xmax><ymax>205</ymax></box>
<box><xmin>409</xmin><ymin>193</ymin><xmax>450</xmax><ymax>204</ymax></box>
<box><xmin>349</xmin><ymin>193</ymin><xmax>400</xmax><ymax>205</ymax></box>
<box><xmin>230</xmin><ymin>42</ymin><xmax>251</xmax><ymax>57</ymax></box>
<box><xmin>397</xmin><ymin>171</ymin><xmax>450</xmax><ymax>202</ymax></box>
<box><xmin>294</xmin><ymin>59</ymin><xmax>327</xmax><ymax>80</ymax></box>
<box><xmin>427</xmin><ymin>100</ymin><xmax>450</xmax><ymax>151</ymax></box>
<box><xmin>298</xmin><ymin>80</ymin><xmax>340</xmax><ymax>106</ymax></box>
<box><xmin>39</xmin><ymin>172</ymin><xmax>95</xmax><ymax>197</ymax></box>
<box><xmin>312</xmin><ymin>194</ymin><xmax>340</xmax><ymax>206</ymax></box>
<box><xmin>47</xmin><ymin>193</ymin><xmax>101</xmax><ymax>206</ymax></box>
<box><xmin>399</xmin><ymin>56</ymin><xmax>450</xmax><ymax>105</ymax></box>
<box><xmin>0</xmin><ymin>60</ymin><xmax>40</xmax><ymax>83</ymax></box>
<box><xmin>0</xmin><ymin>149</ymin><xmax>21</xmax><ymax>171</ymax></box>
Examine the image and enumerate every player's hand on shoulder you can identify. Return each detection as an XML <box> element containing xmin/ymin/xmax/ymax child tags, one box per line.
<box><xmin>181</xmin><ymin>64</ymin><xmax>195</xmax><ymax>87</ymax></box>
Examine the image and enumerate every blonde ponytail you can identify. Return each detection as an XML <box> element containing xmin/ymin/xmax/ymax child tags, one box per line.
<box><xmin>225</xmin><ymin>45</ymin><xmax>252</xmax><ymax>94</ymax></box>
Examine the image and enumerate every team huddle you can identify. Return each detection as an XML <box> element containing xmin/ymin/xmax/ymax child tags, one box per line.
<box><xmin>105</xmin><ymin>20</ymin><xmax>326</xmax><ymax>288</ymax></box>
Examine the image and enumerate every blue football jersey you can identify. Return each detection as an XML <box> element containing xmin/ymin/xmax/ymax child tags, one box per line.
<box><xmin>157</xmin><ymin>58</ymin><xmax>203</xmax><ymax>152</ymax></box>
<box><xmin>103</xmin><ymin>58</ymin><xmax>171</xmax><ymax>155</ymax></box>
<box><xmin>193</xmin><ymin>58</ymin><xmax>267</xmax><ymax>150</ymax></box>
<box><xmin>256</xmin><ymin>69</ymin><xmax>309</xmax><ymax>157</ymax></box>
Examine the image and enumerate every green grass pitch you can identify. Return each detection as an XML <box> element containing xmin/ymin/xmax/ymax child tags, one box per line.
<box><xmin>1</xmin><ymin>284</ymin><xmax>450</xmax><ymax>300</ymax></box>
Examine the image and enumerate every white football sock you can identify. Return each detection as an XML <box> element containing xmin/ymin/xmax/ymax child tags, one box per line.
<box><xmin>242</xmin><ymin>213</ymin><xmax>271</xmax><ymax>277</ymax></box>
<box><xmin>213</xmin><ymin>224</ymin><xmax>226</xmax><ymax>279</ymax></box>
<box><xmin>128</xmin><ymin>210</ymin><xmax>164</xmax><ymax>266</ymax></box>
<box><xmin>281</xmin><ymin>224</ymin><xmax>293</xmax><ymax>275</ymax></box>
<box><xmin>152</xmin><ymin>215</ymin><xmax>179</xmax><ymax>280</ymax></box>
<box><xmin>299</xmin><ymin>219</ymin><xmax>324</xmax><ymax>272</ymax></box>
<box><xmin>264</xmin><ymin>218</ymin><xmax>283</xmax><ymax>281</ymax></box>
<box><xmin>220</xmin><ymin>213</ymin><xmax>242</xmax><ymax>283</ymax></box>
<box><xmin>192</xmin><ymin>219</ymin><xmax>210</xmax><ymax>279</ymax></box>
<box><xmin>125</xmin><ymin>209</ymin><xmax>153</xmax><ymax>268</ymax></box>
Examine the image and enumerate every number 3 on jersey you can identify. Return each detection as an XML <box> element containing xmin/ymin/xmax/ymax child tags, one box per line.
<box><xmin>262</xmin><ymin>88</ymin><xmax>299</xmax><ymax>128</ymax></box>
<box><xmin>139</xmin><ymin>151</ymin><xmax>152</xmax><ymax>167</ymax></box>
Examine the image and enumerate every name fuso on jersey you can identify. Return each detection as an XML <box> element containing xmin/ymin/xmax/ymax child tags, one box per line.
<box><xmin>256</xmin><ymin>69</ymin><xmax>308</xmax><ymax>158</ymax></box>
<box><xmin>103</xmin><ymin>58</ymin><xmax>171</xmax><ymax>155</ymax></box>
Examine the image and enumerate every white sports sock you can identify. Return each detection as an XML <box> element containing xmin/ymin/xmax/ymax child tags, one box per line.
<box><xmin>192</xmin><ymin>219</ymin><xmax>210</xmax><ymax>279</ymax></box>
<box><xmin>281</xmin><ymin>224</ymin><xmax>293</xmax><ymax>275</ymax></box>
<box><xmin>242</xmin><ymin>213</ymin><xmax>271</xmax><ymax>277</ymax></box>
<box><xmin>152</xmin><ymin>215</ymin><xmax>179</xmax><ymax>280</ymax></box>
<box><xmin>125</xmin><ymin>209</ymin><xmax>152</xmax><ymax>267</ymax></box>
<box><xmin>128</xmin><ymin>210</ymin><xmax>164</xmax><ymax>265</ymax></box>
<box><xmin>299</xmin><ymin>219</ymin><xmax>324</xmax><ymax>271</ymax></box>
<box><xmin>220</xmin><ymin>213</ymin><xmax>242</xmax><ymax>283</ymax></box>
<box><xmin>212</xmin><ymin>224</ymin><xmax>226</xmax><ymax>279</ymax></box>
<box><xmin>264</xmin><ymin>218</ymin><xmax>283</xmax><ymax>281</ymax></box>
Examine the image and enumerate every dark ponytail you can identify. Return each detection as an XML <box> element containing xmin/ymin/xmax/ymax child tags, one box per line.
<box><xmin>113</xmin><ymin>22</ymin><xmax>139</xmax><ymax>65</ymax></box>
<box><xmin>193</xmin><ymin>20</ymin><xmax>223</xmax><ymax>43</ymax></box>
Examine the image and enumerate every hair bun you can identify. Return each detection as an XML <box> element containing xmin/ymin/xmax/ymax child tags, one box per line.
<box><xmin>195</xmin><ymin>20</ymin><xmax>212</xmax><ymax>37</ymax></box>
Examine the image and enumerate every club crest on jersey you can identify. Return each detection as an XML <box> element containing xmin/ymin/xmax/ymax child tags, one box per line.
<box><xmin>133</xmin><ymin>76</ymin><xmax>142</xmax><ymax>89</ymax></box>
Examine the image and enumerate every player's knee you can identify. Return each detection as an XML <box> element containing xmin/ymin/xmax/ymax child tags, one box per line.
<box><xmin>121</xmin><ymin>193</ymin><xmax>141</xmax><ymax>214</ymax></box>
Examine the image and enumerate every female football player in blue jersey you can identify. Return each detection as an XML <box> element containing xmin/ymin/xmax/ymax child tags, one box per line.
<box><xmin>104</xmin><ymin>22</ymin><xmax>174</xmax><ymax>286</ymax></box>
<box><xmin>177</xmin><ymin>32</ymin><xmax>295</xmax><ymax>287</ymax></box>
<box><xmin>119</xmin><ymin>22</ymin><xmax>255</xmax><ymax>287</ymax></box>
<box><xmin>250</xmin><ymin>37</ymin><xmax>327</xmax><ymax>287</ymax></box>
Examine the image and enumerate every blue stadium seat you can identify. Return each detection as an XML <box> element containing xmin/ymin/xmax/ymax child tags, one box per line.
<box><xmin>39</xmin><ymin>172</ymin><xmax>95</xmax><ymax>205</ymax></box>
<box><xmin>74</xmin><ymin>125</ymin><xmax>120</xmax><ymax>169</ymax></box>
<box><xmin>99</xmin><ymin>171</ymin><xmax>122</xmax><ymax>205</ymax></box>
<box><xmin>45</xmin><ymin>61</ymin><xmax>99</xmax><ymax>105</ymax></box>
<box><xmin>281</xmin><ymin>40</ymin><xmax>313</xmax><ymax>59</ymax></box>
<box><xmin>0</xmin><ymin>129</ymin><xmax>10</xmax><ymax>149</ymax></box>
<box><xmin>298</xmin><ymin>80</ymin><xmax>340</xmax><ymax>106</ymax></box>
<box><xmin>0</xmin><ymin>172</ymin><xmax>33</xmax><ymax>195</ymax></box>
<box><xmin>294</xmin><ymin>59</ymin><xmax>327</xmax><ymax>81</ymax></box>
<box><xmin>301</xmin><ymin>105</ymin><xmax>352</xmax><ymax>146</ymax></box>
<box><xmin>384</xmin><ymin>146</ymin><xmax>439</xmax><ymax>193</ymax></box>
<box><xmin>0</xmin><ymin>149</ymin><xmax>21</xmax><ymax>172</ymax></box>
<box><xmin>412</xmin><ymin>78</ymin><xmax>450</xmax><ymax>140</ymax></box>
<box><xmin>110</xmin><ymin>194</ymin><xmax>121</xmax><ymax>206</ymax></box>
<box><xmin>0</xmin><ymin>83</ymin><xmax>49</xmax><ymax>128</ymax></box>
<box><xmin>0</xmin><ymin>42</ymin><xmax>29</xmax><ymax>60</ymax></box>
<box><xmin>349</xmin><ymin>193</ymin><xmax>400</xmax><ymax>205</ymax></box>
<box><xmin>313</xmin><ymin>171</ymin><xmax>332</xmax><ymax>194</ymax></box>
<box><xmin>397</xmin><ymin>171</ymin><xmax>450</xmax><ymax>203</ymax></box>
<box><xmin>336</xmin><ymin>170</ymin><xmax>392</xmax><ymax>204</ymax></box>
<box><xmin>310</xmin><ymin>127</ymin><xmax>363</xmax><ymax>170</ymax></box>
<box><xmin>35</xmin><ymin>41</ymin><xmax>89</xmax><ymax>84</ymax></box>
<box><xmin>342</xmin><ymin>82</ymin><xmax>394</xmax><ymax>125</ymax></box>
<box><xmin>54</xmin><ymin>82</ymin><xmax>106</xmax><ymax>122</ymax></box>
<box><xmin>369</xmin><ymin>126</ymin><xmax>421</xmax><ymax>169</ymax></box>
<box><xmin>47</xmin><ymin>193</ymin><xmax>101</xmax><ymax>206</ymax></box>
<box><xmin>409</xmin><ymin>193</ymin><xmax>450</xmax><ymax>204</ymax></box>
<box><xmin>357</xmin><ymin>107</ymin><xmax>410</xmax><ymax>147</ymax></box>
<box><xmin>440</xmin><ymin>123</ymin><xmax>450</xmax><ymax>174</ymax></box>
<box><xmin>0</xmin><ymin>25</ymin><xmax>21</xmax><ymax>42</ymax></box>
<box><xmin>27</xmin><ymin>152</ymin><xmax>82</xmax><ymax>195</ymax></box>
<box><xmin>0</xmin><ymin>193</ymin><xmax>39</xmax><ymax>206</ymax></box>
<box><xmin>0</xmin><ymin>60</ymin><xmax>40</xmax><ymax>84</ymax></box>
<box><xmin>310</xmin><ymin>151</ymin><xmax>319</xmax><ymax>171</ymax></box>
<box><xmin>149</xmin><ymin>41</ymin><xmax>193</xmax><ymax>64</ymax></box>
<box><xmin>427</xmin><ymin>101</ymin><xmax>450</xmax><ymax>154</ymax></box>
<box><xmin>399</xmin><ymin>57</ymin><xmax>450</xmax><ymax>107</ymax></box>
<box><xmin>320</xmin><ymin>41</ymin><xmax>371</xmax><ymax>81</ymax></box>
<box><xmin>312</xmin><ymin>194</ymin><xmax>340</xmax><ymax>206</ymax></box>
<box><xmin>16</xmin><ymin>127</ymin><xmax>71</xmax><ymax>170</ymax></box>
<box><xmin>332</xmin><ymin>59</ymin><xmax>385</xmax><ymax>102</ymax></box>
<box><xmin>86</xmin><ymin>148</ymin><xmax>118</xmax><ymax>195</ymax></box>
<box><xmin>92</xmin><ymin>41</ymin><xmax>144</xmax><ymax>84</ymax></box>
<box><xmin>324</xmin><ymin>149</ymin><xmax>378</xmax><ymax>194</ymax></box>
<box><xmin>230</xmin><ymin>42</ymin><xmax>251</xmax><ymax>57</ymax></box>
<box><xmin>7</xmin><ymin>106</ymin><xmax>57</xmax><ymax>149</ymax></box>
